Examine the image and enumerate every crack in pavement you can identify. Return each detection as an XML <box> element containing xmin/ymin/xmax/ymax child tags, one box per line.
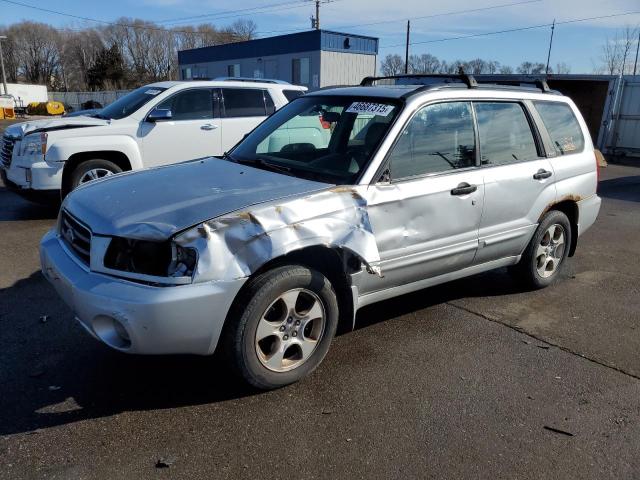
<box><xmin>446</xmin><ymin>301</ymin><xmax>640</xmax><ymax>382</ymax></box>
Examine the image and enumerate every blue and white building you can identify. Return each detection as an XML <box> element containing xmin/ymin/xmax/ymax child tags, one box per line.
<box><xmin>178</xmin><ymin>30</ymin><xmax>379</xmax><ymax>90</ymax></box>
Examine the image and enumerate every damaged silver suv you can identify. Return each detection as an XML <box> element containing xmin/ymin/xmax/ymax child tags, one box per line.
<box><xmin>40</xmin><ymin>74</ymin><xmax>601</xmax><ymax>389</ymax></box>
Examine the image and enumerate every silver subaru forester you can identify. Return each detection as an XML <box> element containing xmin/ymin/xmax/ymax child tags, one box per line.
<box><xmin>40</xmin><ymin>74</ymin><xmax>601</xmax><ymax>389</ymax></box>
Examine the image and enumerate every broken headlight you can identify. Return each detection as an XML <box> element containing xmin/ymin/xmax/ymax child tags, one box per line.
<box><xmin>104</xmin><ymin>237</ymin><xmax>197</xmax><ymax>278</ymax></box>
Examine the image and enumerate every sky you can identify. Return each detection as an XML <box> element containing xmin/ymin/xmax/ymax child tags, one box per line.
<box><xmin>1</xmin><ymin>0</ymin><xmax>639</xmax><ymax>73</ymax></box>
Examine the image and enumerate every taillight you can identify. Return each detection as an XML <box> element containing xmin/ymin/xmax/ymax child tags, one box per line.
<box><xmin>319</xmin><ymin>115</ymin><xmax>331</xmax><ymax>129</ymax></box>
<box><xmin>594</xmin><ymin>149</ymin><xmax>602</xmax><ymax>187</ymax></box>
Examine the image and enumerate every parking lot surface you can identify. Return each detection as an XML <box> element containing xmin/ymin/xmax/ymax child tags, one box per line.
<box><xmin>1</xmin><ymin>146</ymin><xmax>639</xmax><ymax>477</ymax></box>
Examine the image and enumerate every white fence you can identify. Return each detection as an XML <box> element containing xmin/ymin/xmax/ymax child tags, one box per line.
<box><xmin>48</xmin><ymin>90</ymin><xmax>131</xmax><ymax>112</ymax></box>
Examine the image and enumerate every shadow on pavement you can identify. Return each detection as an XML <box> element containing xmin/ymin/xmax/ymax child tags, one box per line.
<box><xmin>0</xmin><ymin>266</ymin><xmax>535</xmax><ymax>437</ymax></box>
<box><xmin>597</xmin><ymin>175</ymin><xmax>640</xmax><ymax>203</ymax></box>
<box><xmin>0</xmin><ymin>185</ymin><xmax>59</xmax><ymax>221</ymax></box>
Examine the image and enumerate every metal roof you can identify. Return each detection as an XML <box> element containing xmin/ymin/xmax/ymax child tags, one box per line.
<box><xmin>178</xmin><ymin>30</ymin><xmax>379</xmax><ymax>65</ymax></box>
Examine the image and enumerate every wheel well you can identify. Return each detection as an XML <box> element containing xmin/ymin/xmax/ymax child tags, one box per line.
<box><xmin>62</xmin><ymin>151</ymin><xmax>131</xmax><ymax>193</ymax></box>
<box><xmin>547</xmin><ymin>200</ymin><xmax>579</xmax><ymax>257</ymax></box>
<box><xmin>243</xmin><ymin>246</ymin><xmax>360</xmax><ymax>335</ymax></box>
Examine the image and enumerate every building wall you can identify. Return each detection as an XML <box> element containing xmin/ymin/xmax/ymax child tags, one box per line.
<box><xmin>319</xmin><ymin>51</ymin><xmax>377</xmax><ymax>88</ymax></box>
<box><xmin>180</xmin><ymin>50</ymin><xmax>322</xmax><ymax>88</ymax></box>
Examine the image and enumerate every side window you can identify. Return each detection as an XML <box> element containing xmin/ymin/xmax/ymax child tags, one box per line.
<box><xmin>156</xmin><ymin>89</ymin><xmax>213</xmax><ymax>121</ymax></box>
<box><xmin>389</xmin><ymin>102</ymin><xmax>476</xmax><ymax>179</ymax></box>
<box><xmin>222</xmin><ymin>88</ymin><xmax>266</xmax><ymax>118</ymax></box>
<box><xmin>475</xmin><ymin>102</ymin><xmax>539</xmax><ymax>165</ymax></box>
<box><xmin>533</xmin><ymin>101</ymin><xmax>585</xmax><ymax>155</ymax></box>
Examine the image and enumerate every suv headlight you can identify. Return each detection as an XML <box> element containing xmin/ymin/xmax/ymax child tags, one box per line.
<box><xmin>20</xmin><ymin>132</ymin><xmax>47</xmax><ymax>157</ymax></box>
<box><xmin>103</xmin><ymin>237</ymin><xmax>197</xmax><ymax>279</ymax></box>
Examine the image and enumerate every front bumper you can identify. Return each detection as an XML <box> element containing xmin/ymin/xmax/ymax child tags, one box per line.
<box><xmin>40</xmin><ymin>229</ymin><xmax>247</xmax><ymax>355</ymax></box>
<box><xmin>3</xmin><ymin>158</ymin><xmax>63</xmax><ymax>191</ymax></box>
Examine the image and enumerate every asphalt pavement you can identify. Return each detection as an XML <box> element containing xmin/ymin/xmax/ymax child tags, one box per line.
<box><xmin>0</xmin><ymin>158</ymin><xmax>639</xmax><ymax>479</ymax></box>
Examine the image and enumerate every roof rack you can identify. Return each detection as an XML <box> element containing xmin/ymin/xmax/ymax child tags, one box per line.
<box><xmin>361</xmin><ymin>74</ymin><xmax>478</xmax><ymax>88</ymax></box>
<box><xmin>360</xmin><ymin>74</ymin><xmax>552</xmax><ymax>94</ymax></box>
<box><xmin>213</xmin><ymin>76</ymin><xmax>291</xmax><ymax>85</ymax></box>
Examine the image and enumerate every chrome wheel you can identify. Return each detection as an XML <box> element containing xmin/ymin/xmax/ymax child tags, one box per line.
<box><xmin>535</xmin><ymin>224</ymin><xmax>566</xmax><ymax>278</ymax></box>
<box><xmin>255</xmin><ymin>288</ymin><xmax>326</xmax><ymax>373</ymax></box>
<box><xmin>78</xmin><ymin>168</ymin><xmax>113</xmax><ymax>184</ymax></box>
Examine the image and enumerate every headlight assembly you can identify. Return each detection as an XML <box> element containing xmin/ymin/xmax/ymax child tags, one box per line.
<box><xmin>20</xmin><ymin>132</ymin><xmax>47</xmax><ymax>157</ymax></box>
<box><xmin>104</xmin><ymin>237</ymin><xmax>197</xmax><ymax>279</ymax></box>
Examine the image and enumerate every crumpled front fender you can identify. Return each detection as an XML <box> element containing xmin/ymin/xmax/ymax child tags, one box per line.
<box><xmin>175</xmin><ymin>186</ymin><xmax>382</xmax><ymax>282</ymax></box>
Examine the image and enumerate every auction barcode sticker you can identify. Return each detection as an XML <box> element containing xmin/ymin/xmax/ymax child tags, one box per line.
<box><xmin>346</xmin><ymin>102</ymin><xmax>395</xmax><ymax>116</ymax></box>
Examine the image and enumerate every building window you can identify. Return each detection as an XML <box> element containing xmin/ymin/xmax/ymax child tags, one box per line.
<box><xmin>227</xmin><ymin>64</ymin><xmax>241</xmax><ymax>77</ymax></box>
<box><xmin>292</xmin><ymin>58</ymin><xmax>310</xmax><ymax>85</ymax></box>
<box><xmin>182</xmin><ymin>68</ymin><xmax>192</xmax><ymax>80</ymax></box>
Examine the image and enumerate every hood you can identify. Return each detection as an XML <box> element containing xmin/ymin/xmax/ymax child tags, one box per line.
<box><xmin>8</xmin><ymin>116</ymin><xmax>109</xmax><ymax>138</ymax></box>
<box><xmin>64</xmin><ymin>158</ymin><xmax>330</xmax><ymax>240</ymax></box>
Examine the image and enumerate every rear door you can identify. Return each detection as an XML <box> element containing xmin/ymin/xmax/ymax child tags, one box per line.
<box><xmin>473</xmin><ymin>100</ymin><xmax>557</xmax><ymax>265</ymax></box>
<box><xmin>362</xmin><ymin>101</ymin><xmax>485</xmax><ymax>293</ymax></box>
<box><xmin>140</xmin><ymin>88</ymin><xmax>221</xmax><ymax>166</ymax></box>
<box><xmin>219</xmin><ymin>88</ymin><xmax>272</xmax><ymax>153</ymax></box>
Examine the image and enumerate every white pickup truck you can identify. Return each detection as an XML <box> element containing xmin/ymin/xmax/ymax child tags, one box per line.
<box><xmin>1</xmin><ymin>80</ymin><xmax>307</xmax><ymax>199</ymax></box>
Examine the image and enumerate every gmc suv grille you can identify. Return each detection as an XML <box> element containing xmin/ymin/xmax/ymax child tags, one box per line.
<box><xmin>1</xmin><ymin>134</ymin><xmax>16</xmax><ymax>168</ymax></box>
<box><xmin>60</xmin><ymin>210</ymin><xmax>92</xmax><ymax>265</ymax></box>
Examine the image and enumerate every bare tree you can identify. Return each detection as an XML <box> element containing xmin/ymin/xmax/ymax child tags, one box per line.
<box><xmin>380</xmin><ymin>54</ymin><xmax>405</xmax><ymax>75</ymax></box>
<box><xmin>499</xmin><ymin>65</ymin><xmax>514</xmax><ymax>74</ymax></box>
<box><xmin>555</xmin><ymin>62</ymin><xmax>571</xmax><ymax>74</ymax></box>
<box><xmin>517</xmin><ymin>61</ymin><xmax>547</xmax><ymax>74</ymax></box>
<box><xmin>600</xmin><ymin>24</ymin><xmax>639</xmax><ymax>74</ymax></box>
<box><xmin>408</xmin><ymin>53</ymin><xmax>440</xmax><ymax>74</ymax></box>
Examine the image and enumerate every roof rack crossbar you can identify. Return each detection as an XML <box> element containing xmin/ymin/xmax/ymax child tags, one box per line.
<box><xmin>360</xmin><ymin>74</ymin><xmax>478</xmax><ymax>88</ymax></box>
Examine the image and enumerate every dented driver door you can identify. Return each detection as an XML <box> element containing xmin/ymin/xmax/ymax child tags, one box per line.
<box><xmin>359</xmin><ymin>100</ymin><xmax>485</xmax><ymax>294</ymax></box>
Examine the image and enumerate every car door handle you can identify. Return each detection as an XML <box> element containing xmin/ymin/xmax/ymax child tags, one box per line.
<box><xmin>201</xmin><ymin>124</ymin><xmax>218</xmax><ymax>131</ymax></box>
<box><xmin>451</xmin><ymin>182</ymin><xmax>477</xmax><ymax>196</ymax></box>
<box><xmin>533</xmin><ymin>169</ymin><xmax>552</xmax><ymax>180</ymax></box>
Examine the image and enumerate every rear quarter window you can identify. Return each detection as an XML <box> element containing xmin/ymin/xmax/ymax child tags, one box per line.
<box><xmin>533</xmin><ymin>101</ymin><xmax>585</xmax><ymax>156</ymax></box>
<box><xmin>283</xmin><ymin>89</ymin><xmax>305</xmax><ymax>102</ymax></box>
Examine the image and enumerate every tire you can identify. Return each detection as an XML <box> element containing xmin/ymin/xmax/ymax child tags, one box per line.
<box><xmin>67</xmin><ymin>159</ymin><xmax>122</xmax><ymax>196</ymax></box>
<box><xmin>223</xmin><ymin>265</ymin><xmax>339</xmax><ymax>390</ymax></box>
<box><xmin>513</xmin><ymin>210</ymin><xmax>572</xmax><ymax>289</ymax></box>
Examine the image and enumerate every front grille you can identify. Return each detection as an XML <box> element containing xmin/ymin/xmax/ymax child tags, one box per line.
<box><xmin>1</xmin><ymin>135</ymin><xmax>16</xmax><ymax>168</ymax></box>
<box><xmin>60</xmin><ymin>210</ymin><xmax>92</xmax><ymax>265</ymax></box>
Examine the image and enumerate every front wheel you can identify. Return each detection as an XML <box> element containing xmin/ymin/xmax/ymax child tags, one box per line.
<box><xmin>223</xmin><ymin>265</ymin><xmax>339</xmax><ymax>390</ymax></box>
<box><xmin>64</xmin><ymin>159</ymin><xmax>122</xmax><ymax>198</ymax></box>
<box><xmin>513</xmin><ymin>210</ymin><xmax>572</xmax><ymax>289</ymax></box>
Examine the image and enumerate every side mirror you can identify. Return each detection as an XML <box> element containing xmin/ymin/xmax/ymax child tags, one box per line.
<box><xmin>147</xmin><ymin>108</ymin><xmax>172</xmax><ymax>122</ymax></box>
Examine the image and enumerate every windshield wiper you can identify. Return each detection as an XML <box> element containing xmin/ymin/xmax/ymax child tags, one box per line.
<box><xmin>225</xmin><ymin>153</ymin><xmax>291</xmax><ymax>174</ymax></box>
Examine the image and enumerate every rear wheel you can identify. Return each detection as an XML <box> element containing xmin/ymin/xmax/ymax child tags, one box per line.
<box><xmin>513</xmin><ymin>210</ymin><xmax>572</xmax><ymax>289</ymax></box>
<box><xmin>223</xmin><ymin>265</ymin><xmax>339</xmax><ymax>390</ymax></box>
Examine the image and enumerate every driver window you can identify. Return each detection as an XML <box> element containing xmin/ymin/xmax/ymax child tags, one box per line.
<box><xmin>156</xmin><ymin>89</ymin><xmax>213</xmax><ymax>121</ymax></box>
<box><xmin>389</xmin><ymin>101</ymin><xmax>476</xmax><ymax>180</ymax></box>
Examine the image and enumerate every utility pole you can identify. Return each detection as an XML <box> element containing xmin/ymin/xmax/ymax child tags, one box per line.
<box><xmin>404</xmin><ymin>20</ymin><xmax>410</xmax><ymax>74</ymax></box>
<box><xmin>633</xmin><ymin>29</ymin><xmax>639</xmax><ymax>76</ymax></box>
<box><xmin>314</xmin><ymin>0</ymin><xmax>320</xmax><ymax>30</ymax></box>
<box><xmin>0</xmin><ymin>36</ymin><xmax>8</xmax><ymax>96</ymax></box>
<box><xmin>545</xmin><ymin>19</ymin><xmax>555</xmax><ymax>75</ymax></box>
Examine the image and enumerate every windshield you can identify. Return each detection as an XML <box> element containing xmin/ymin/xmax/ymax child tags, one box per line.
<box><xmin>230</xmin><ymin>96</ymin><xmax>400</xmax><ymax>184</ymax></box>
<box><xmin>98</xmin><ymin>86</ymin><xmax>167</xmax><ymax>120</ymax></box>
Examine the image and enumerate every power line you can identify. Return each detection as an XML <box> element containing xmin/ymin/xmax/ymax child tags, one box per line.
<box><xmin>0</xmin><ymin>0</ymin><xmax>321</xmax><ymax>35</ymax></box>
<box><xmin>155</xmin><ymin>1</ymin><xmax>308</xmax><ymax>25</ymax></box>
<box><xmin>256</xmin><ymin>0</ymin><xmax>541</xmax><ymax>35</ymax></box>
<box><xmin>379</xmin><ymin>10</ymin><xmax>640</xmax><ymax>49</ymax></box>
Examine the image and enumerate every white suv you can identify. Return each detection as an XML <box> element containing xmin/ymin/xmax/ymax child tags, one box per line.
<box><xmin>1</xmin><ymin>80</ymin><xmax>307</xmax><ymax>199</ymax></box>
